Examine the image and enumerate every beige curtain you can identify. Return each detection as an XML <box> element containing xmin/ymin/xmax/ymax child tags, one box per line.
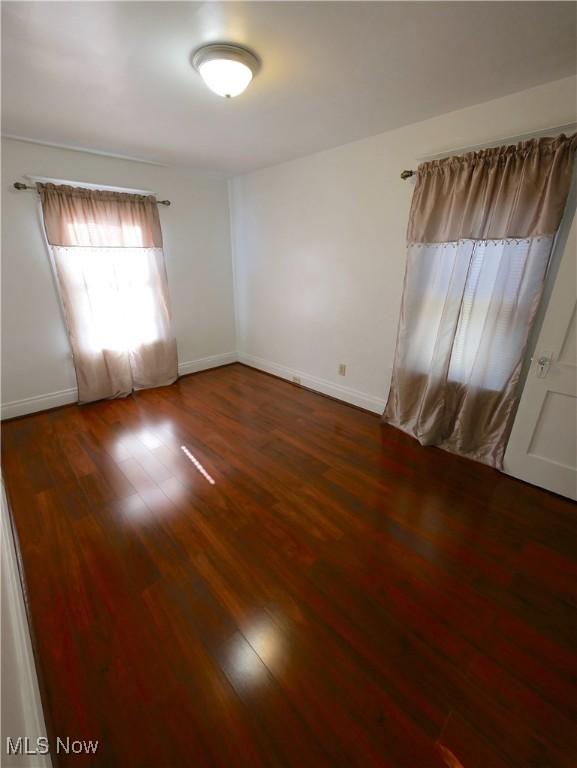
<box><xmin>384</xmin><ymin>134</ymin><xmax>577</xmax><ymax>468</ymax></box>
<box><xmin>39</xmin><ymin>183</ymin><xmax>178</xmax><ymax>403</ymax></box>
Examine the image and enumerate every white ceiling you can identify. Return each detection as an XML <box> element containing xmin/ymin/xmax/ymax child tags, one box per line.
<box><xmin>2</xmin><ymin>2</ymin><xmax>576</xmax><ymax>174</ymax></box>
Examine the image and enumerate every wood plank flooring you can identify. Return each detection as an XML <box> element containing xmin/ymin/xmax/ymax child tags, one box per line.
<box><xmin>2</xmin><ymin>363</ymin><xmax>576</xmax><ymax>768</ymax></box>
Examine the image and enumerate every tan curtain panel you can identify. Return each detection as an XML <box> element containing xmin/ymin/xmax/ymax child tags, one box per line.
<box><xmin>38</xmin><ymin>182</ymin><xmax>163</xmax><ymax>247</ymax></box>
<box><xmin>384</xmin><ymin>134</ymin><xmax>576</xmax><ymax>469</ymax></box>
<box><xmin>38</xmin><ymin>183</ymin><xmax>177</xmax><ymax>404</ymax></box>
<box><xmin>408</xmin><ymin>134</ymin><xmax>577</xmax><ymax>243</ymax></box>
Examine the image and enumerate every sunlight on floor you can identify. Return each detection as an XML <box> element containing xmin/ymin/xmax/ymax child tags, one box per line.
<box><xmin>180</xmin><ymin>445</ymin><xmax>216</xmax><ymax>485</ymax></box>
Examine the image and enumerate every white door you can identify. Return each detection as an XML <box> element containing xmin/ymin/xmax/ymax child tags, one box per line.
<box><xmin>504</xmin><ymin>212</ymin><xmax>577</xmax><ymax>500</ymax></box>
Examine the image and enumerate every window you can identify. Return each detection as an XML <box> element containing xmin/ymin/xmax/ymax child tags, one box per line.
<box><xmin>40</xmin><ymin>183</ymin><xmax>177</xmax><ymax>402</ymax></box>
<box><xmin>404</xmin><ymin>237</ymin><xmax>551</xmax><ymax>392</ymax></box>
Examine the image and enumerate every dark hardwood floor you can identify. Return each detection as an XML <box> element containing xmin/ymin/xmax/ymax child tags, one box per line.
<box><xmin>2</xmin><ymin>363</ymin><xmax>576</xmax><ymax>768</ymax></box>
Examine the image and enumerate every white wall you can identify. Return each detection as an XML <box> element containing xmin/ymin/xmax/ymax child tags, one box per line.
<box><xmin>229</xmin><ymin>76</ymin><xmax>577</xmax><ymax>412</ymax></box>
<box><xmin>1</xmin><ymin>138</ymin><xmax>236</xmax><ymax>416</ymax></box>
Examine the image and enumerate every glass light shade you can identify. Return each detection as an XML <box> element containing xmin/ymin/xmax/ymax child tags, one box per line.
<box><xmin>198</xmin><ymin>58</ymin><xmax>253</xmax><ymax>98</ymax></box>
<box><xmin>193</xmin><ymin>44</ymin><xmax>259</xmax><ymax>99</ymax></box>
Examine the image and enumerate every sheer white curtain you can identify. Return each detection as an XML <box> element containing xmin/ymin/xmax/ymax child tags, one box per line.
<box><xmin>402</xmin><ymin>238</ymin><xmax>553</xmax><ymax>392</ymax></box>
<box><xmin>39</xmin><ymin>183</ymin><xmax>178</xmax><ymax>403</ymax></box>
<box><xmin>387</xmin><ymin>237</ymin><xmax>553</xmax><ymax>466</ymax></box>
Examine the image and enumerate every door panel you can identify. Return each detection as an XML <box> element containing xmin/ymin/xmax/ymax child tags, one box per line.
<box><xmin>504</xmin><ymin>213</ymin><xmax>577</xmax><ymax>500</ymax></box>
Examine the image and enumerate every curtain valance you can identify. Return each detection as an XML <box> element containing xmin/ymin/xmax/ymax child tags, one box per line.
<box><xmin>408</xmin><ymin>133</ymin><xmax>577</xmax><ymax>243</ymax></box>
<box><xmin>37</xmin><ymin>182</ymin><xmax>163</xmax><ymax>248</ymax></box>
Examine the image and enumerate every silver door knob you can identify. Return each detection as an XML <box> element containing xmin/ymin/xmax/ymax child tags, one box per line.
<box><xmin>536</xmin><ymin>354</ymin><xmax>552</xmax><ymax>378</ymax></box>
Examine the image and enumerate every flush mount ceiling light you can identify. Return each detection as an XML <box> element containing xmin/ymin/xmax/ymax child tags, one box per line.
<box><xmin>192</xmin><ymin>43</ymin><xmax>260</xmax><ymax>98</ymax></box>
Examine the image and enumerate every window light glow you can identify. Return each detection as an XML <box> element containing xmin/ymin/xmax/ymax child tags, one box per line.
<box><xmin>67</xmin><ymin>221</ymin><xmax>143</xmax><ymax>248</ymax></box>
<box><xmin>58</xmin><ymin>232</ymin><xmax>162</xmax><ymax>355</ymax></box>
<box><xmin>405</xmin><ymin>237</ymin><xmax>553</xmax><ymax>392</ymax></box>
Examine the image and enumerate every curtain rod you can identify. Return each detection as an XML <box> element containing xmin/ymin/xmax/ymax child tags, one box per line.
<box><xmin>12</xmin><ymin>182</ymin><xmax>171</xmax><ymax>206</ymax></box>
<box><xmin>399</xmin><ymin>122</ymin><xmax>577</xmax><ymax>180</ymax></box>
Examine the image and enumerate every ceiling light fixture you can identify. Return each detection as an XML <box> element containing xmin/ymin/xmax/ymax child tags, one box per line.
<box><xmin>192</xmin><ymin>43</ymin><xmax>259</xmax><ymax>98</ymax></box>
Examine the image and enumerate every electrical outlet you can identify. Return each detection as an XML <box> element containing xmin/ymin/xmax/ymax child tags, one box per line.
<box><xmin>338</xmin><ymin>364</ymin><xmax>347</xmax><ymax>376</ymax></box>
<box><xmin>292</xmin><ymin>376</ymin><xmax>301</xmax><ymax>385</ymax></box>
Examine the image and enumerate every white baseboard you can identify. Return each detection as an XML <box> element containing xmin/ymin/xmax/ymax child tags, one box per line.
<box><xmin>177</xmin><ymin>351</ymin><xmax>237</xmax><ymax>377</ymax></box>
<box><xmin>1</xmin><ymin>352</ymin><xmax>383</xmax><ymax>418</ymax></box>
<box><xmin>238</xmin><ymin>352</ymin><xmax>386</xmax><ymax>414</ymax></box>
<box><xmin>1</xmin><ymin>387</ymin><xmax>78</xmax><ymax>420</ymax></box>
<box><xmin>1</xmin><ymin>353</ymin><xmax>238</xmax><ymax>419</ymax></box>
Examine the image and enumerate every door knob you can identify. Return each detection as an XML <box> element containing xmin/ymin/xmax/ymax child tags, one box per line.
<box><xmin>536</xmin><ymin>353</ymin><xmax>552</xmax><ymax>378</ymax></box>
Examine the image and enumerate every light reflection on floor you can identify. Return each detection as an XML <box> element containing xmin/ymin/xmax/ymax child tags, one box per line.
<box><xmin>228</xmin><ymin>634</ymin><xmax>267</xmax><ymax>686</ymax></box>
<box><xmin>226</xmin><ymin>618</ymin><xmax>284</xmax><ymax>688</ymax></box>
<box><xmin>180</xmin><ymin>445</ymin><xmax>216</xmax><ymax>485</ymax></box>
<box><xmin>243</xmin><ymin>617</ymin><xmax>284</xmax><ymax>672</ymax></box>
<box><xmin>136</xmin><ymin>429</ymin><xmax>163</xmax><ymax>450</ymax></box>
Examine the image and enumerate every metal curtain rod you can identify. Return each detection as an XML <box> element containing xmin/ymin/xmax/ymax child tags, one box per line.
<box><xmin>12</xmin><ymin>182</ymin><xmax>171</xmax><ymax>205</ymax></box>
